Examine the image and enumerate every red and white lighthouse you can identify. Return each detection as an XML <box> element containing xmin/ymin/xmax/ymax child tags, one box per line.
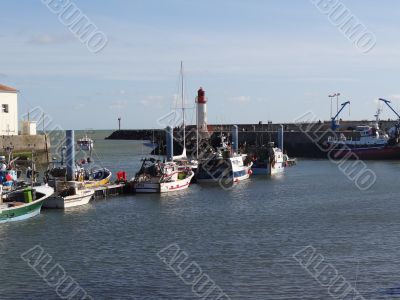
<box><xmin>196</xmin><ymin>87</ymin><xmax>208</xmax><ymax>133</ymax></box>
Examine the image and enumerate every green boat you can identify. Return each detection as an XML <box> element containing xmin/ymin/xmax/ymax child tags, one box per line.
<box><xmin>0</xmin><ymin>185</ymin><xmax>54</xmax><ymax>223</ymax></box>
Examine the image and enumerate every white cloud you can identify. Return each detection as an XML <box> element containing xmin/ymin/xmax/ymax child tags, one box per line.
<box><xmin>140</xmin><ymin>96</ymin><xmax>165</xmax><ymax>108</ymax></box>
<box><xmin>109</xmin><ymin>100</ymin><xmax>127</xmax><ymax>110</ymax></box>
<box><xmin>227</xmin><ymin>96</ymin><xmax>251</xmax><ymax>103</ymax></box>
<box><xmin>388</xmin><ymin>95</ymin><xmax>400</xmax><ymax>101</ymax></box>
<box><xmin>28</xmin><ymin>33</ymin><xmax>73</xmax><ymax>45</ymax></box>
<box><xmin>73</xmin><ymin>103</ymin><xmax>85</xmax><ymax>110</ymax></box>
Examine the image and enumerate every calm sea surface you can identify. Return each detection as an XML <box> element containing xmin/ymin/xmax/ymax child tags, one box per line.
<box><xmin>1</xmin><ymin>130</ymin><xmax>400</xmax><ymax>299</ymax></box>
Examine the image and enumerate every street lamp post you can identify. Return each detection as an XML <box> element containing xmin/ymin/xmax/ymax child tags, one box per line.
<box><xmin>118</xmin><ymin>117</ymin><xmax>121</xmax><ymax>131</ymax></box>
<box><xmin>328</xmin><ymin>93</ymin><xmax>341</xmax><ymax>119</ymax></box>
<box><xmin>336</xmin><ymin>93</ymin><xmax>341</xmax><ymax>116</ymax></box>
<box><xmin>328</xmin><ymin>94</ymin><xmax>336</xmax><ymax>118</ymax></box>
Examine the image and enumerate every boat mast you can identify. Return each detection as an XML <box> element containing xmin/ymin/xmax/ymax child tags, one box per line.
<box><xmin>181</xmin><ymin>61</ymin><xmax>186</xmax><ymax>152</ymax></box>
<box><xmin>196</xmin><ymin>95</ymin><xmax>199</xmax><ymax>159</ymax></box>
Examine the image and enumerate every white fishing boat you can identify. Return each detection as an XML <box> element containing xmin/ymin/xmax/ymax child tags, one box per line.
<box><xmin>324</xmin><ymin>106</ymin><xmax>400</xmax><ymax>160</ymax></box>
<box><xmin>133</xmin><ymin>63</ymin><xmax>199</xmax><ymax>192</ymax></box>
<box><xmin>43</xmin><ymin>181</ymin><xmax>94</xmax><ymax>209</ymax></box>
<box><xmin>77</xmin><ymin>135</ymin><xmax>94</xmax><ymax>152</ymax></box>
<box><xmin>132</xmin><ymin>158</ymin><xmax>194</xmax><ymax>193</ymax></box>
<box><xmin>196</xmin><ymin>152</ymin><xmax>253</xmax><ymax>183</ymax></box>
<box><xmin>196</xmin><ymin>128</ymin><xmax>253</xmax><ymax>184</ymax></box>
<box><xmin>172</xmin><ymin>62</ymin><xmax>198</xmax><ymax>171</ymax></box>
<box><xmin>327</xmin><ymin>109</ymin><xmax>388</xmax><ymax>149</ymax></box>
<box><xmin>252</xmin><ymin>143</ymin><xmax>285</xmax><ymax>176</ymax></box>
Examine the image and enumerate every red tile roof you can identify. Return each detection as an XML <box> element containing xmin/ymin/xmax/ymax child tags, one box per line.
<box><xmin>0</xmin><ymin>84</ymin><xmax>18</xmax><ymax>92</ymax></box>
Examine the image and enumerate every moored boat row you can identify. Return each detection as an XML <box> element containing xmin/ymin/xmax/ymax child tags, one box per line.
<box><xmin>131</xmin><ymin>125</ymin><xmax>295</xmax><ymax>194</ymax></box>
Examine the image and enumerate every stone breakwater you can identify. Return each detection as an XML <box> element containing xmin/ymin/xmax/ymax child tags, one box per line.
<box><xmin>105</xmin><ymin>120</ymin><xmax>398</xmax><ymax>158</ymax></box>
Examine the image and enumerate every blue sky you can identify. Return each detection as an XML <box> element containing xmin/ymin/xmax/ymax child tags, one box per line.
<box><xmin>1</xmin><ymin>0</ymin><xmax>400</xmax><ymax>129</ymax></box>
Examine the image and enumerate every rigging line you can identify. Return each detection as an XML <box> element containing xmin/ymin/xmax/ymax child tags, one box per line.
<box><xmin>181</xmin><ymin>61</ymin><xmax>186</xmax><ymax>151</ymax></box>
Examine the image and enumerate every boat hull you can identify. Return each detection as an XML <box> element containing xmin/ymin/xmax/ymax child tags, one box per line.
<box><xmin>133</xmin><ymin>182</ymin><xmax>160</xmax><ymax>193</ymax></box>
<box><xmin>0</xmin><ymin>185</ymin><xmax>54</xmax><ymax>223</ymax></box>
<box><xmin>233</xmin><ymin>165</ymin><xmax>252</xmax><ymax>182</ymax></box>
<box><xmin>133</xmin><ymin>175</ymin><xmax>193</xmax><ymax>193</ymax></box>
<box><xmin>196</xmin><ymin>158</ymin><xmax>252</xmax><ymax>184</ymax></box>
<box><xmin>252</xmin><ymin>165</ymin><xmax>285</xmax><ymax>176</ymax></box>
<box><xmin>0</xmin><ymin>199</ymin><xmax>44</xmax><ymax>223</ymax></box>
<box><xmin>328</xmin><ymin>145</ymin><xmax>400</xmax><ymax>160</ymax></box>
<box><xmin>43</xmin><ymin>190</ymin><xmax>94</xmax><ymax>209</ymax></box>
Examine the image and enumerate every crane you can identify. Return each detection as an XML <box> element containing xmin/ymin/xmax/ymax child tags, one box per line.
<box><xmin>331</xmin><ymin>101</ymin><xmax>350</xmax><ymax>131</ymax></box>
<box><xmin>378</xmin><ymin>98</ymin><xmax>400</xmax><ymax>120</ymax></box>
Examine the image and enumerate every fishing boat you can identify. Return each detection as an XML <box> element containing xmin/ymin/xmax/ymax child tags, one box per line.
<box><xmin>252</xmin><ymin>142</ymin><xmax>285</xmax><ymax>176</ymax></box>
<box><xmin>325</xmin><ymin>99</ymin><xmax>400</xmax><ymax>160</ymax></box>
<box><xmin>47</xmin><ymin>165</ymin><xmax>111</xmax><ymax>189</ymax></box>
<box><xmin>44</xmin><ymin>129</ymin><xmax>95</xmax><ymax>209</ymax></box>
<box><xmin>196</xmin><ymin>151</ymin><xmax>253</xmax><ymax>184</ymax></box>
<box><xmin>43</xmin><ymin>181</ymin><xmax>94</xmax><ymax>209</ymax></box>
<box><xmin>196</xmin><ymin>132</ymin><xmax>253</xmax><ymax>184</ymax></box>
<box><xmin>77</xmin><ymin>135</ymin><xmax>94</xmax><ymax>152</ymax></box>
<box><xmin>132</xmin><ymin>158</ymin><xmax>194</xmax><ymax>193</ymax></box>
<box><xmin>169</xmin><ymin>62</ymin><xmax>198</xmax><ymax>172</ymax></box>
<box><xmin>325</xmin><ymin>106</ymin><xmax>400</xmax><ymax>159</ymax></box>
<box><xmin>0</xmin><ymin>185</ymin><xmax>54</xmax><ymax>223</ymax></box>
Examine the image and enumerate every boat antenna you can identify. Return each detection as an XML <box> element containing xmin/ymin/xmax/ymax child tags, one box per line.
<box><xmin>29</xmin><ymin>144</ymin><xmax>36</xmax><ymax>189</ymax></box>
<box><xmin>196</xmin><ymin>92</ymin><xmax>199</xmax><ymax>160</ymax></box>
<box><xmin>181</xmin><ymin>61</ymin><xmax>186</xmax><ymax>152</ymax></box>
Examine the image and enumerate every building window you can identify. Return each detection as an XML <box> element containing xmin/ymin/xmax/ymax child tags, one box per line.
<box><xmin>2</xmin><ymin>104</ymin><xmax>8</xmax><ymax>113</ymax></box>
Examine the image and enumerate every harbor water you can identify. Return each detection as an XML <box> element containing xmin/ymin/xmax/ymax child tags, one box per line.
<box><xmin>1</xmin><ymin>131</ymin><xmax>400</xmax><ymax>299</ymax></box>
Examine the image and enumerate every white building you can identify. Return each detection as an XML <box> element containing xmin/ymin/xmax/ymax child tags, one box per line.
<box><xmin>0</xmin><ymin>84</ymin><xmax>18</xmax><ymax>135</ymax></box>
<box><xmin>21</xmin><ymin>120</ymin><xmax>37</xmax><ymax>135</ymax></box>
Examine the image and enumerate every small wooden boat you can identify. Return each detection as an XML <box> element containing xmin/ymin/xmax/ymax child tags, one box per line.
<box><xmin>0</xmin><ymin>185</ymin><xmax>54</xmax><ymax>223</ymax></box>
<box><xmin>43</xmin><ymin>181</ymin><xmax>94</xmax><ymax>209</ymax></box>
<box><xmin>132</xmin><ymin>158</ymin><xmax>194</xmax><ymax>193</ymax></box>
